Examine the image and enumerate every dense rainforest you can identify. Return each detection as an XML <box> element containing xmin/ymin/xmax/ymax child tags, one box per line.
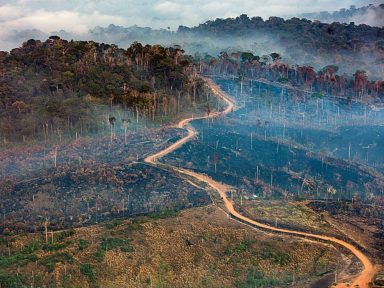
<box><xmin>5</xmin><ymin>7</ymin><xmax>383</xmax><ymax>79</ymax></box>
<box><xmin>300</xmin><ymin>4</ymin><xmax>384</xmax><ymax>27</ymax></box>
<box><xmin>178</xmin><ymin>12</ymin><xmax>384</xmax><ymax>78</ymax></box>
<box><xmin>0</xmin><ymin>37</ymin><xmax>211</xmax><ymax>145</ymax></box>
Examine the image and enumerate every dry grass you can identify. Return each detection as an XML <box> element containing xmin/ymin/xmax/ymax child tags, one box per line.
<box><xmin>0</xmin><ymin>205</ymin><xmax>340</xmax><ymax>288</ymax></box>
<box><xmin>240</xmin><ymin>199</ymin><xmax>341</xmax><ymax>236</ymax></box>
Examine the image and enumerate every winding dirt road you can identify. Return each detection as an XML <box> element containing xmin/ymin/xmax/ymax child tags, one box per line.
<box><xmin>144</xmin><ymin>78</ymin><xmax>377</xmax><ymax>288</ymax></box>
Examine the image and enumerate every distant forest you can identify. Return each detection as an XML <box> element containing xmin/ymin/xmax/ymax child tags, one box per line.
<box><xmin>3</xmin><ymin>6</ymin><xmax>383</xmax><ymax>79</ymax></box>
<box><xmin>300</xmin><ymin>4</ymin><xmax>384</xmax><ymax>27</ymax></box>
<box><xmin>178</xmin><ymin>13</ymin><xmax>384</xmax><ymax>78</ymax></box>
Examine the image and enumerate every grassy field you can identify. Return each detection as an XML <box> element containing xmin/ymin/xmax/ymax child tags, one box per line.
<box><xmin>0</xmin><ymin>205</ymin><xmax>341</xmax><ymax>288</ymax></box>
<box><xmin>239</xmin><ymin>200</ymin><xmax>341</xmax><ymax>236</ymax></box>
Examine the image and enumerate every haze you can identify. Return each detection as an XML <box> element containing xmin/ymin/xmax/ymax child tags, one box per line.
<box><xmin>0</xmin><ymin>0</ymin><xmax>379</xmax><ymax>34</ymax></box>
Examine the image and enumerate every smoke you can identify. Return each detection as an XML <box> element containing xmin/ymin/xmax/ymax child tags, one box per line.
<box><xmin>350</xmin><ymin>7</ymin><xmax>384</xmax><ymax>27</ymax></box>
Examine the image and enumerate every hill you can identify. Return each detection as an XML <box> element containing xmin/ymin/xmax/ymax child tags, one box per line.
<box><xmin>0</xmin><ymin>37</ymin><xmax>217</xmax><ymax>145</ymax></box>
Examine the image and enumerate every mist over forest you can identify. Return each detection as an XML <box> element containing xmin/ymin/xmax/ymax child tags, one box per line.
<box><xmin>2</xmin><ymin>4</ymin><xmax>384</xmax><ymax>79</ymax></box>
<box><xmin>300</xmin><ymin>4</ymin><xmax>384</xmax><ymax>27</ymax></box>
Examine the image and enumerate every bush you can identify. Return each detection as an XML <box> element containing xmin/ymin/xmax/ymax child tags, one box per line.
<box><xmin>312</xmin><ymin>92</ymin><xmax>324</xmax><ymax>98</ymax></box>
<box><xmin>39</xmin><ymin>253</ymin><xmax>74</xmax><ymax>272</ymax></box>
<box><xmin>148</xmin><ymin>208</ymin><xmax>178</xmax><ymax>220</ymax></box>
<box><xmin>42</xmin><ymin>240</ymin><xmax>72</xmax><ymax>251</ymax></box>
<box><xmin>235</xmin><ymin>268</ymin><xmax>281</xmax><ymax>288</ymax></box>
<box><xmin>224</xmin><ymin>239</ymin><xmax>255</xmax><ymax>255</ymax></box>
<box><xmin>277</xmin><ymin>77</ymin><xmax>289</xmax><ymax>83</ymax></box>
<box><xmin>0</xmin><ymin>272</ymin><xmax>24</xmax><ymax>288</ymax></box>
<box><xmin>120</xmin><ymin>244</ymin><xmax>133</xmax><ymax>253</ymax></box>
<box><xmin>55</xmin><ymin>230</ymin><xmax>75</xmax><ymax>242</ymax></box>
<box><xmin>260</xmin><ymin>247</ymin><xmax>291</xmax><ymax>266</ymax></box>
<box><xmin>0</xmin><ymin>240</ymin><xmax>40</xmax><ymax>268</ymax></box>
<box><xmin>93</xmin><ymin>248</ymin><xmax>105</xmax><ymax>262</ymax></box>
<box><xmin>78</xmin><ymin>239</ymin><xmax>91</xmax><ymax>250</ymax></box>
<box><xmin>104</xmin><ymin>219</ymin><xmax>123</xmax><ymax>229</ymax></box>
<box><xmin>80</xmin><ymin>263</ymin><xmax>95</xmax><ymax>282</ymax></box>
<box><xmin>100</xmin><ymin>237</ymin><xmax>126</xmax><ymax>250</ymax></box>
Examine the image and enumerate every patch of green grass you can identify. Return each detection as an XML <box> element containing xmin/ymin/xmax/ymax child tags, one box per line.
<box><xmin>104</xmin><ymin>219</ymin><xmax>123</xmax><ymax>229</ymax></box>
<box><xmin>235</xmin><ymin>268</ymin><xmax>281</xmax><ymax>288</ymax></box>
<box><xmin>94</xmin><ymin>237</ymin><xmax>133</xmax><ymax>261</ymax></box>
<box><xmin>100</xmin><ymin>237</ymin><xmax>126</xmax><ymax>250</ymax></box>
<box><xmin>42</xmin><ymin>240</ymin><xmax>72</xmax><ymax>251</ymax></box>
<box><xmin>0</xmin><ymin>237</ymin><xmax>8</xmax><ymax>246</ymax></box>
<box><xmin>78</xmin><ymin>239</ymin><xmax>91</xmax><ymax>251</ymax></box>
<box><xmin>93</xmin><ymin>247</ymin><xmax>105</xmax><ymax>262</ymax></box>
<box><xmin>148</xmin><ymin>208</ymin><xmax>178</xmax><ymax>220</ymax></box>
<box><xmin>39</xmin><ymin>252</ymin><xmax>74</xmax><ymax>273</ymax></box>
<box><xmin>260</xmin><ymin>247</ymin><xmax>291</xmax><ymax>266</ymax></box>
<box><xmin>80</xmin><ymin>263</ymin><xmax>95</xmax><ymax>282</ymax></box>
<box><xmin>225</xmin><ymin>239</ymin><xmax>255</xmax><ymax>255</ymax></box>
<box><xmin>120</xmin><ymin>243</ymin><xmax>133</xmax><ymax>253</ymax></box>
<box><xmin>312</xmin><ymin>92</ymin><xmax>324</xmax><ymax>98</ymax></box>
<box><xmin>23</xmin><ymin>239</ymin><xmax>42</xmax><ymax>253</ymax></box>
<box><xmin>0</xmin><ymin>272</ymin><xmax>24</xmax><ymax>288</ymax></box>
<box><xmin>0</xmin><ymin>240</ymin><xmax>41</xmax><ymax>268</ymax></box>
<box><xmin>125</xmin><ymin>219</ymin><xmax>144</xmax><ymax>233</ymax></box>
<box><xmin>55</xmin><ymin>230</ymin><xmax>75</xmax><ymax>242</ymax></box>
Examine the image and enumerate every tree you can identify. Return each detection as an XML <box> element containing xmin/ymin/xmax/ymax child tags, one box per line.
<box><xmin>108</xmin><ymin>116</ymin><xmax>116</xmax><ymax>144</ymax></box>
<box><xmin>270</xmin><ymin>52</ymin><xmax>281</xmax><ymax>62</ymax></box>
<box><xmin>122</xmin><ymin>119</ymin><xmax>131</xmax><ymax>145</ymax></box>
<box><xmin>11</xmin><ymin>101</ymin><xmax>27</xmax><ymax>113</ymax></box>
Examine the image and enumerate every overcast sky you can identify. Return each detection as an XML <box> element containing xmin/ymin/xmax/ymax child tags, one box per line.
<box><xmin>1</xmin><ymin>0</ymin><xmax>379</xmax><ymax>32</ymax></box>
<box><xmin>0</xmin><ymin>0</ymin><xmax>380</xmax><ymax>50</ymax></box>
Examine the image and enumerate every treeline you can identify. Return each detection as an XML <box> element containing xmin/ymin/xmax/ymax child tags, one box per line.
<box><xmin>301</xmin><ymin>4</ymin><xmax>384</xmax><ymax>27</ymax></box>
<box><xmin>0</xmin><ymin>37</ymin><xmax>210</xmax><ymax>144</ymax></box>
<box><xmin>179</xmin><ymin>13</ymin><xmax>383</xmax><ymax>49</ymax></box>
<box><xmin>196</xmin><ymin>50</ymin><xmax>384</xmax><ymax>102</ymax></box>
<box><xmin>179</xmin><ymin>14</ymin><xmax>384</xmax><ymax>78</ymax></box>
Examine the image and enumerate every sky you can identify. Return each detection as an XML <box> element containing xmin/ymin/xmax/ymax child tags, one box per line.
<box><xmin>0</xmin><ymin>0</ymin><xmax>380</xmax><ymax>50</ymax></box>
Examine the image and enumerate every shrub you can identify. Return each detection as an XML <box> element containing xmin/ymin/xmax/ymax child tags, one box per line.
<box><xmin>39</xmin><ymin>253</ymin><xmax>74</xmax><ymax>272</ymax></box>
<box><xmin>78</xmin><ymin>239</ymin><xmax>91</xmax><ymax>250</ymax></box>
<box><xmin>0</xmin><ymin>272</ymin><xmax>24</xmax><ymax>288</ymax></box>
<box><xmin>80</xmin><ymin>263</ymin><xmax>95</xmax><ymax>282</ymax></box>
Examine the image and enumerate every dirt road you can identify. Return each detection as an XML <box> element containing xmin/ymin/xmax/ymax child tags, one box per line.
<box><xmin>144</xmin><ymin>77</ymin><xmax>377</xmax><ymax>288</ymax></box>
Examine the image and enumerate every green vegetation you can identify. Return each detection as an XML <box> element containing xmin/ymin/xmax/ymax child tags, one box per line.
<box><xmin>148</xmin><ymin>208</ymin><xmax>179</xmax><ymax>220</ymax></box>
<box><xmin>93</xmin><ymin>247</ymin><xmax>105</xmax><ymax>262</ymax></box>
<box><xmin>235</xmin><ymin>268</ymin><xmax>281</xmax><ymax>288</ymax></box>
<box><xmin>312</xmin><ymin>92</ymin><xmax>324</xmax><ymax>98</ymax></box>
<box><xmin>277</xmin><ymin>77</ymin><xmax>289</xmax><ymax>83</ymax></box>
<box><xmin>93</xmin><ymin>236</ymin><xmax>133</xmax><ymax>262</ymax></box>
<box><xmin>104</xmin><ymin>219</ymin><xmax>123</xmax><ymax>229</ymax></box>
<box><xmin>224</xmin><ymin>239</ymin><xmax>255</xmax><ymax>255</ymax></box>
<box><xmin>125</xmin><ymin>219</ymin><xmax>145</xmax><ymax>233</ymax></box>
<box><xmin>78</xmin><ymin>239</ymin><xmax>91</xmax><ymax>251</ymax></box>
<box><xmin>0</xmin><ymin>38</ymin><xmax>213</xmax><ymax>145</ymax></box>
<box><xmin>80</xmin><ymin>263</ymin><xmax>95</xmax><ymax>282</ymax></box>
<box><xmin>260</xmin><ymin>246</ymin><xmax>291</xmax><ymax>266</ymax></box>
<box><xmin>55</xmin><ymin>229</ymin><xmax>75</xmax><ymax>241</ymax></box>
<box><xmin>42</xmin><ymin>240</ymin><xmax>72</xmax><ymax>251</ymax></box>
<box><xmin>0</xmin><ymin>272</ymin><xmax>24</xmax><ymax>288</ymax></box>
<box><xmin>0</xmin><ymin>240</ymin><xmax>40</xmax><ymax>268</ymax></box>
<box><xmin>39</xmin><ymin>252</ymin><xmax>74</xmax><ymax>272</ymax></box>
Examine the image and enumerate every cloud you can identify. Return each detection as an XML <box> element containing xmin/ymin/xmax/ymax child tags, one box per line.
<box><xmin>1</xmin><ymin>9</ymin><xmax>127</xmax><ymax>34</ymax></box>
